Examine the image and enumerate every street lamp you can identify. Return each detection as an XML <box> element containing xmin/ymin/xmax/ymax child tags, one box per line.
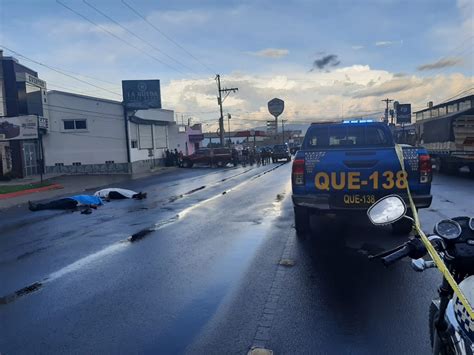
<box><xmin>282</xmin><ymin>119</ymin><xmax>287</xmax><ymax>144</ymax></box>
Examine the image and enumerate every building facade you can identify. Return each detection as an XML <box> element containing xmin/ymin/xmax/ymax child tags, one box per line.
<box><xmin>168</xmin><ymin>123</ymin><xmax>203</xmax><ymax>156</ymax></box>
<box><xmin>44</xmin><ymin>91</ymin><xmax>128</xmax><ymax>173</ymax></box>
<box><xmin>44</xmin><ymin>91</ymin><xmax>201</xmax><ymax>174</ymax></box>
<box><xmin>127</xmin><ymin>108</ymin><xmax>175</xmax><ymax>172</ymax></box>
<box><xmin>0</xmin><ymin>51</ymin><xmax>48</xmax><ymax>178</ymax></box>
<box><xmin>1</xmin><ymin>55</ymin><xmax>203</xmax><ymax>177</ymax></box>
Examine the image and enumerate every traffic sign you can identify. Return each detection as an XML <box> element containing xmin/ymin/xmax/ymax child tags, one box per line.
<box><xmin>268</xmin><ymin>98</ymin><xmax>284</xmax><ymax>118</ymax></box>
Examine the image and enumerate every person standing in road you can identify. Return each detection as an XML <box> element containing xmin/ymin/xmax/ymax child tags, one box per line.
<box><xmin>94</xmin><ymin>188</ymin><xmax>147</xmax><ymax>200</ymax></box>
<box><xmin>178</xmin><ymin>150</ymin><xmax>184</xmax><ymax>167</ymax></box>
<box><xmin>28</xmin><ymin>194</ymin><xmax>103</xmax><ymax>212</ymax></box>
<box><xmin>165</xmin><ymin>149</ymin><xmax>172</xmax><ymax>166</ymax></box>
<box><xmin>231</xmin><ymin>148</ymin><xmax>239</xmax><ymax>166</ymax></box>
<box><xmin>173</xmin><ymin>149</ymin><xmax>179</xmax><ymax>166</ymax></box>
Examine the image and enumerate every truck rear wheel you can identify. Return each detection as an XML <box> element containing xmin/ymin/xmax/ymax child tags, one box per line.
<box><xmin>294</xmin><ymin>206</ymin><xmax>310</xmax><ymax>236</ymax></box>
<box><xmin>469</xmin><ymin>164</ymin><xmax>474</xmax><ymax>177</ymax></box>
<box><xmin>439</xmin><ymin>159</ymin><xmax>457</xmax><ymax>175</ymax></box>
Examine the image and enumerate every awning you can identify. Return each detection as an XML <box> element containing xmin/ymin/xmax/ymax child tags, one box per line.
<box><xmin>129</xmin><ymin>115</ymin><xmax>170</xmax><ymax>126</ymax></box>
<box><xmin>189</xmin><ymin>134</ymin><xmax>204</xmax><ymax>142</ymax></box>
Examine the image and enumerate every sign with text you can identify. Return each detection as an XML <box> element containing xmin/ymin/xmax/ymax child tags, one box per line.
<box><xmin>16</xmin><ymin>72</ymin><xmax>47</xmax><ymax>89</ymax></box>
<box><xmin>122</xmin><ymin>80</ymin><xmax>162</xmax><ymax>110</ymax></box>
<box><xmin>268</xmin><ymin>98</ymin><xmax>284</xmax><ymax>118</ymax></box>
<box><xmin>0</xmin><ymin>115</ymin><xmax>38</xmax><ymax>141</ymax></box>
<box><xmin>396</xmin><ymin>103</ymin><xmax>411</xmax><ymax>124</ymax></box>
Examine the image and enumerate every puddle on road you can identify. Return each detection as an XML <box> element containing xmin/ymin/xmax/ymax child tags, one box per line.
<box><xmin>1</xmin><ymin>164</ymin><xmax>289</xmax><ymax>305</ymax></box>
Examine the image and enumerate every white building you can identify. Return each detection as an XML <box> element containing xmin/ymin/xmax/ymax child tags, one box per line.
<box><xmin>44</xmin><ymin>91</ymin><xmax>128</xmax><ymax>173</ymax></box>
<box><xmin>43</xmin><ymin>90</ymin><xmax>202</xmax><ymax>174</ymax></box>
<box><xmin>127</xmin><ymin>107</ymin><xmax>175</xmax><ymax>172</ymax></box>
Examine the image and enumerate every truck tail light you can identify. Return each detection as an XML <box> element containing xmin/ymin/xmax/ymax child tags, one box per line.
<box><xmin>419</xmin><ymin>154</ymin><xmax>432</xmax><ymax>183</ymax></box>
<box><xmin>292</xmin><ymin>158</ymin><xmax>305</xmax><ymax>185</ymax></box>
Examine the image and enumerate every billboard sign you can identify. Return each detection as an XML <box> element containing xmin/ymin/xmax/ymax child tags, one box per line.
<box><xmin>0</xmin><ymin>115</ymin><xmax>38</xmax><ymax>141</ymax></box>
<box><xmin>122</xmin><ymin>80</ymin><xmax>162</xmax><ymax>110</ymax></box>
<box><xmin>396</xmin><ymin>103</ymin><xmax>412</xmax><ymax>124</ymax></box>
<box><xmin>268</xmin><ymin>98</ymin><xmax>284</xmax><ymax>118</ymax></box>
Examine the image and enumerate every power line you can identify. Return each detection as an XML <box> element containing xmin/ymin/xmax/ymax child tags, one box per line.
<box><xmin>47</xmin><ymin>83</ymin><xmax>107</xmax><ymax>96</ymax></box>
<box><xmin>0</xmin><ymin>98</ymin><xmax>124</xmax><ymax>121</ymax></box>
<box><xmin>49</xmin><ymin>68</ymin><xmax>121</xmax><ymax>87</ymax></box>
<box><xmin>412</xmin><ymin>86</ymin><xmax>474</xmax><ymax>112</ymax></box>
<box><xmin>56</xmin><ymin>0</ymin><xmax>189</xmax><ymax>77</ymax></box>
<box><xmin>82</xmin><ymin>0</ymin><xmax>198</xmax><ymax>76</ymax></box>
<box><xmin>438</xmin><ymin>87</ymin><xmax>474</xmax><ymax>104</ymax></box>
<box><xmin>415</xmin><ymin>35</ymin><xmax>474</xmax><ymax>78</ymax></box>
<box><xmin>121</xmin><ymin>0</ymin><xmax>214</xmax><ymax>75</ymax></box>
<box><xmin>0</xmin><ymin>45</ymin><xmax>123</xmax><ymax>97</ymax></box>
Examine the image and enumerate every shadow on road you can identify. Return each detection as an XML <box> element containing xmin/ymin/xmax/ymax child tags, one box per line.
<box><xmin>275</xmin><ymin>214</ymin><xmax>431</xmax><ymax>353</ymax></box>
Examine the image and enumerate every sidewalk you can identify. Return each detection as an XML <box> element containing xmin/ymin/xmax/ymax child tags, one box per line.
<box><xmin>0</xmin><ymin>167</ymin><xmax>178</xmax><ymax>210</ymax></box>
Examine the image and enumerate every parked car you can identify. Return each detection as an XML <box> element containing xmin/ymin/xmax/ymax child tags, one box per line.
<box><xmin>272</xmin><ymin>144</ymin><xmax>291</xmax><ymax>162</ymax></box>
<box><xmin>181</xmin><ymin>148</ymin><xmax>234</xmax><ymax>168</ymax></box>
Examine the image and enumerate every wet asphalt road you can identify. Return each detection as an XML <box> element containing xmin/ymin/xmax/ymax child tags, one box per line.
<box><xmin>0</xmin><ymin>164</ymin><xmax>473</xmax><ymax>354</ymax></box>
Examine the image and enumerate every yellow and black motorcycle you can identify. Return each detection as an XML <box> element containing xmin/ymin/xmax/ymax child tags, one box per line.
<box><xmin>367</xmin><ymin>195</ymin><xmax>474</xmax><ymax>355</ymax></box>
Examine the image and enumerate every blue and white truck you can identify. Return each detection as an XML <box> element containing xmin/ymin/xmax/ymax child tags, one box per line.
<box><xmin>291</xmin><ymin>120</ymin><xmax>433</xmax><ymax>235</ymax></box>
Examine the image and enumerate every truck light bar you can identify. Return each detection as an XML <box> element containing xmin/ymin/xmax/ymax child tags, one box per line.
<box><xmin>342</xmin><ymin>119</ymin><xmax>374</xmax><ymax>124</ymax></box>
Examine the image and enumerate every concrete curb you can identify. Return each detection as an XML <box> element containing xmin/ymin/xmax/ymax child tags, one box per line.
<box><xmin>0</xmin><ymin>184</ymin><xmax>63</xmax><ymax>200</ymax></box>
<box><xmin>0</xmin><ymin>167</ymin><xmax>179</xmax><ymax>210</ymax></box>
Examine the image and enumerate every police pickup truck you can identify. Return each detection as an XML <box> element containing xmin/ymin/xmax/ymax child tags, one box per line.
<box><xmin>291</xmin><ymin>120</ymin><xmax>433</xmax><ymax>235</ymax></box>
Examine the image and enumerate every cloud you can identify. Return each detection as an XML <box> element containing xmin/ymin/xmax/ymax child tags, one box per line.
<box><xmin>417</xmin><ymin>57</ymin><xmax>464</xmax><ymax>71</ymax></box>
<box><xmin>375</xmin><ymin>40</ymin><xmax>403</xmax><ymax>47</ymax></box>
<box><xmin>351</xmin><ymin>45</ymin><xmax>364</xmax><ymax>50</ymax></box>
<box><xmin>250</xmin><ymin>48</ymin><xmax>289</xmax><ymax>58</ymax></box>
<box><xmin>393</xmin><ymin>73</ymin><xmax>407</xmax><ymax>78</ymax></box>
<box><xmin>351</xmin><ymin>78</ymin><xmax>424</xmax><ymax>98</ymax></box>
<box><xmin>311</xmin><ymin>54</ymin><xmax>340</xmax><ymax>71</ymax></box>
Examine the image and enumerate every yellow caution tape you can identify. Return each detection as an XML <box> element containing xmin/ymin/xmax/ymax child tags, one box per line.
<box><xmin>394</xmin><ymin>144</ymin><xmax>474</xmax><ymax>320</ymax></box>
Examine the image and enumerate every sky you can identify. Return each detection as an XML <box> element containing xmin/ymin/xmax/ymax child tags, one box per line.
<box><xmin>0</xmin><ymin>0</ymin><xmax>473</xmax><ymax>130</ymax></box>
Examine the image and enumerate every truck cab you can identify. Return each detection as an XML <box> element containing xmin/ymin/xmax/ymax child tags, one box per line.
<box><xmin>292</xmin><ymin>120</ymin><xmax>433</xmax><ymax>235</ymax></box>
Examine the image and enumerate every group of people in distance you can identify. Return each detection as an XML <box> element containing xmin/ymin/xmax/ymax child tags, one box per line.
<box><xmin>164</xmin><ymin>148</ymin><xmax>183</xmax><ymax>167</ymax></box>
<box><xmin>28</xmin><ymin>188</ymin><xmax>147</xmax><ymax>214</ymax></box>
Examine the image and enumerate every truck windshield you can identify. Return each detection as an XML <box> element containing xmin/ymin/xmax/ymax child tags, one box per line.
<box><xmin>304</xmin><ymin>125</ymin><xmax>392</xmax><ymax>148</ymax></box>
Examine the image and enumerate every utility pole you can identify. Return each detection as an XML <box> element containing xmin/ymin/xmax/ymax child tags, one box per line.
<box><xmin>282</xmin><ymin>119</ymin><xmax>287</xmax><ymax>144</ymax></box>
<box><xmin>227</xmin><ymin>113</ymin><xmax>231</xmax><ymax>147</ymax></box>
<box><xmin>216</xmin><ymin>74</ymin><xmax>238</xmax><ymax>146</ymax></box>
<box><xmin>381</xmin><ymin>98</ymin><xmax>393</xmax><ymax>124</ymax></box>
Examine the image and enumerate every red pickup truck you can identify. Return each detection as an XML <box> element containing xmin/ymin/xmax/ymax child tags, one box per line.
<box><xmin>182</xmin><ymin>148</ymin><xmax>234</xmax><ymax>168</ymax></box>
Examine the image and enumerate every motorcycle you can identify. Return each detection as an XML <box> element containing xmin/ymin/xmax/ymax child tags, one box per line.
<box><xmin>367</xmin><ymin>194</ymin><xmax>474</xmax><ymax>355</ymax></box>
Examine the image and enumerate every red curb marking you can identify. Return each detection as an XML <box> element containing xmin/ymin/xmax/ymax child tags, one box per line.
<box><xmin>0</xmin><ymin>184</ymin><xmax>64</xmax><ymax>200</ymax></box>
